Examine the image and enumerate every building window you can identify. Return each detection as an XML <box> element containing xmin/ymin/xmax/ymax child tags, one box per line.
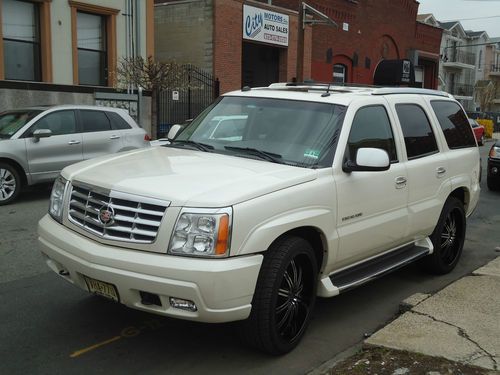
<box><xmin>2</xmin><ymin>0</ymin><xmax>41</xmax><ymax>81</ymax></box>
<box><xmin>77</xmin><ymin>12</ymin><xmax>107</xmax><ymax>86</ymax></box>
<box><xmin>69</xmin><ymin>1</ymin><xmax>119</xmax><ymax>87</ymax></box>
<box><xmin>478</xmin><ymin>49</ymin><xmax>482</xmax><ymax>71</ymax></box>
<box><xmin>333</xmin><ymin>64</ymin><xmax>347</xmax><ymax>83</ymax></box>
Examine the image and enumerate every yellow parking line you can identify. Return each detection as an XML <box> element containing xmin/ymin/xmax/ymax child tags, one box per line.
<box><xmin>70</xmin><ymin>336</ymin><xmax>122</xmax><ymax>358</ymax></box>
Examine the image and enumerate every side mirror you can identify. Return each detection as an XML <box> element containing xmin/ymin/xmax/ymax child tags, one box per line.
<box><xmin>167</xmin><ymin>124</ymin><xmax>182</xmax><ymax>140</ymax></box>
<box><xmin>343</xmin><ymin>148</ymin><xmax>390</xmax><ymax>173</ymax></box>
<box><xmin>33</xmin><ymin>129</ymin><xmax>52</xmax><ymax>142</ymax></box>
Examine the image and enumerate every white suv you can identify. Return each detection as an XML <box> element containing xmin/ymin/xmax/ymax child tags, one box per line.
<box><xmin>38</xmin><ymin>84</ymin><xmax>480</xmax><ymax>354</ymax></box>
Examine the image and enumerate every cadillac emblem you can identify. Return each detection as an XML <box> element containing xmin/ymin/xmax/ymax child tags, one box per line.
<box><xmin>98</xmin><ymin>205</ymin><xmax>115</xmax><ymax>226</ymax></box>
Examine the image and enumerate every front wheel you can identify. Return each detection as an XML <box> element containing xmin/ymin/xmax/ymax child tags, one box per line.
<box><xmin>422</xmin><ymin>197</ymin><xmax>466</xmax><ymax>274</ymax></box>
<box><xmin>240</xmin><ymin>236</ymin><xmax>318</xmax><ymax>355</ymax></box>
<box><xmin>0</xmin><ymin>163</ymin><xmax>21</xmax><ymax>205</ymax></box>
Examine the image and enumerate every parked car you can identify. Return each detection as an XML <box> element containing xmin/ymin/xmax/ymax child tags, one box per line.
<box><xmin>487</xmin><ymin>140</ymin><xmax>500</xmax><ymax>191</ymax></box>
<box><xmin>0</xmin><ymin>105</ymin><xmax>150</xmax><ymax>205</ymax></box>
<box><xmin>38</xmin><ymin>85</ymin><xmax>480</xmax><ymax>354</ymax></box>
<box><xmin>469</xmin><ymin>118</ymin><xmax>485</xmax><ymax>146</ymax></box>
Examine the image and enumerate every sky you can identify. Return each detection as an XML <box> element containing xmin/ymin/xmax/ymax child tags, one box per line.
<box><xmin>417</xmin><ymin>0</ymin><xmax>500</xmax><ymax>38</ymax></box>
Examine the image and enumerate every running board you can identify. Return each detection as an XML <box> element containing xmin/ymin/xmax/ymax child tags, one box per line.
<box><xmin>317</xmin><ymin>238</ymin><xmax>433</xmax><ymax>297</ymax></box>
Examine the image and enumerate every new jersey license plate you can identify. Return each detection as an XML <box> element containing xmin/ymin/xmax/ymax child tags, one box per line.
<box><xmin>83</xmin><ymin>275</ymin><xmax>119</xmax><ymax>302</ymax></box>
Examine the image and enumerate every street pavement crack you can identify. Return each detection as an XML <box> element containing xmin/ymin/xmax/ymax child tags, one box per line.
<box><xmin>409</xmin><ymin>310</ymin><xmax>498</xmax><ymax>370</ymax></box>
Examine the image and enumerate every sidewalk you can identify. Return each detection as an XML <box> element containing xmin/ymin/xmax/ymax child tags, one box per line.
<box><xmin>312</xmin><ymin>256</ymin><xmax>500</xmax><ymax>374</ymax></box>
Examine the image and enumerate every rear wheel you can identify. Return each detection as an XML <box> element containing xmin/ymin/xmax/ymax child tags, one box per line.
<box><xmin>422</xmin><ymin>197</ymin><xmax>466</xmax><ymax>274</ymax></box>
<box><xmin>240</xmin><ymin>236</ymin><xmax>318</xmax><ymax>355</ymax></box>
<box><xmin>0</xmin><ymin>163</ymin><xmax>21</xmax><ymax>205</ymax></box>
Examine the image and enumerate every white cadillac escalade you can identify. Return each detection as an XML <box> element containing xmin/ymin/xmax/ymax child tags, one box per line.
<box><xmin>38</xmin><ymin>84</ymin><xmax>481</xmax><ymax>354</ymax></box>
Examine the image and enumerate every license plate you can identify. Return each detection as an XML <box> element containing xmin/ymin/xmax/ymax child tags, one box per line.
<box><xmin>83</xmin><ymin>275</ymin><xmax>119</xmax><ymax>302</ymax></box>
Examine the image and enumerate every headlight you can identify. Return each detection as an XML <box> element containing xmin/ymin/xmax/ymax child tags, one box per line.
<box><xmin>490</xmin><ymin>146</ymin><xmax>500</xmax><ymax>159</ymax></box>
<box><xmin>168</xmin><ymin>207</ymin><xmax>232</xmax><ymax>258</ymax></box>
<box><xmin>49</xmin><ymin>176</ymin><xmax>68</xmax><ymax>223</ymax></box>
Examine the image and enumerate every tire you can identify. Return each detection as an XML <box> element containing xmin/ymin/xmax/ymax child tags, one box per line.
<box><xmin>422</xmin><ymin>197</ymin><xmax>466</xmax><ymax>275</ymax></box>
<box><xmin>487</xmin><ymin>176</ymin><xmax>500</xmax><ymax>191</ymax></box>
<box><xmin>240</xmin><ymin>236</ymin><xmax>318</xmax><ymax>355</ymax></box>
<box><xmin>0</xmin><ymin>162</ymin><xmax>21</xmax><ymax>205</ymax></box>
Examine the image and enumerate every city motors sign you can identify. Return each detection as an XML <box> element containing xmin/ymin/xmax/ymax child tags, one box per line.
<box><xmin>243</xmin><ymin>5</ymin><xmax>289</xmax><ymax>47</ymax></box>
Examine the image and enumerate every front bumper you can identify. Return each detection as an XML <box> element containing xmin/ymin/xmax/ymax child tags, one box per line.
<box><xmin>38</xmin><ymin>214</ymin><xmax>263</xmax><ymax>323</ymax></box>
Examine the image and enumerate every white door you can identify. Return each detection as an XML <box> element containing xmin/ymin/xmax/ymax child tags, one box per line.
<box><xmin>334</xmin><ymin>102</ymin><xmax>409</xmax><ymax>269</ymax></box>
<box><xmin>387</xmin><ymin>96</ymin><xmax>452</xmax><ymax>238</ymax></box>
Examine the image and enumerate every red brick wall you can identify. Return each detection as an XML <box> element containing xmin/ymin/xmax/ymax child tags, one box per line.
<box><xmin>213</xmin><ymin>0</ymin><xmax>312</xmax><ymax>93</ymax></box>
<box><xmin>213</xmin><ymin>0</ymin><xmax>243</xmax><ymax>94</ymax></box>
<box><xmin>269</xmin><ymin>0</ymin><xmax>442</xmax><ymax>87</ymax></box>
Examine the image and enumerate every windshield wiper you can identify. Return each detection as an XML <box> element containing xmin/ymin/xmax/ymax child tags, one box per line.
<box><xmin>169</xmin><ymin>140</ymin><xmax>214</xmax><ymax>152</ymax></box>
<box><xmin>224</xmin><ymin>146</ymin><xmax>282</xmax><ymax>163</ymax></box>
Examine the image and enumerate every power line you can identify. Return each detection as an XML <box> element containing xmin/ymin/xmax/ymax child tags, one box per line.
<box><xmin>442</xmin><ymin>15</ymin><xmax>500</xmax><ymax>21</ymax></box>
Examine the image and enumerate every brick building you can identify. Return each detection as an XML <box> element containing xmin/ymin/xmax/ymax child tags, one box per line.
<box><xmin>155</xmin><ymin>0</ymin><xmax>442</xmax><ymax>93</ymax></box>
<box><xmin>155</xmin><ymin>0</ymin><xmax>312</xmax><ymax>94</ymax></box>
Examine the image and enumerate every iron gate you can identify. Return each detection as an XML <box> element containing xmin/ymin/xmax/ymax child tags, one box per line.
<box><xmin>158</xmin><ymin>64</ymin><xmax>219</xmax><ymax>137</ymax></box>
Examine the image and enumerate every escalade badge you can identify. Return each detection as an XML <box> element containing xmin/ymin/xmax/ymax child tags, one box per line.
<box><xmin>98</xmin><ymin>205</ymin><xmax>115</xmax><ymax>226</ymax></box>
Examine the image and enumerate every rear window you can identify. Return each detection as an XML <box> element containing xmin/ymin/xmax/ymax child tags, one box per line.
<box><xmin>431</xmin><ymin>101</ymin><xmax>476</xmax><ymax>149</ymax></box>
<box><xmin>106</xmin><ymin>112</ymin><xmax>132</xmax><ymax>130</ymax></box>
<box><xmin>395</xmin><ymin>104</ymin><xmax>438</xmax><ymax>160</ymax></box>
<box><xmin>80</xmin><ymin>110</ymin><xmax>111</xmax><ymax>132</ymax></box>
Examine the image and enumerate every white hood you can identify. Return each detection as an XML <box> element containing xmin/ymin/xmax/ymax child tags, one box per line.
<box><xmin>62</xmin><ymin>147</ymin><xmax>318</xmax><ymax>207</ymax></box>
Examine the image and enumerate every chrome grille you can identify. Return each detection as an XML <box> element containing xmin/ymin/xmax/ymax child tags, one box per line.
<box><xmin>68</xmin><ymin>184</ymin><xmax>169</xmax><ymax>244</ymax></box>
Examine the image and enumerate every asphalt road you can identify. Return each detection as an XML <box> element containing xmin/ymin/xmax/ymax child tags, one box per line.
<box><xmin>1</xmin><ymin>144</ymin><xmax>499</xmax><ymax>375</ymax></box>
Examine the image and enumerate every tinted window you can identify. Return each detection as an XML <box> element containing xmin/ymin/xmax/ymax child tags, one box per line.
<box><xmin>347</xmin><ymin>106</ymin><xmax>397</xmax><ymax>162</ymax></box>
<box><xmin>396</xmin><ymin>104</ymin><xmax>438</xmax><ymax>159</ymax></box>
<box><xmin>30</xmin><ymin>110</ymin><xmax>77</xmax><ymax>136</ymax></box>
<box><xmin>431</xmin><ymin>101</ymin><xmax>476</xmax><ymax>148</ymax></box>
<box><xmin>80</xmin><ymin>110</ymin><xmax>111</xmax><ymax>132</ymax></box>
<box><xmin>107</xmin><ymin>112</ymin><xmax>132</xmax><ymax>130</ymax></box>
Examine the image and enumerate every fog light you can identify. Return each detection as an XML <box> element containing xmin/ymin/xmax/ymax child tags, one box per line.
<box><xmin>169</xmin><ymin>297</ymin><xmax>197</xmax><ymax>312</ymax></box>
<box><xmin>492</xmin><ymin>167</ymin><xmax>498</xmax><ymax>175</ymax></box>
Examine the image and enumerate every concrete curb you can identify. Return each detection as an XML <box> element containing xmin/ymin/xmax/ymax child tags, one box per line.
<box><xmin>364</xmin><ymin>256</ymin><xmax>500</xmax><ymax>371</ymax></box>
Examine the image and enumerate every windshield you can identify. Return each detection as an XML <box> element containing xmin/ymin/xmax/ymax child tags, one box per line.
<box><xmin>0</xmin><ymin>110</ymin><xmax>41</xmax><ymax>139</ymax></box>
<box><xmin>173</xmin><ymin>96</ymin><xmax>346</xmax><ymax>168</ymax></box>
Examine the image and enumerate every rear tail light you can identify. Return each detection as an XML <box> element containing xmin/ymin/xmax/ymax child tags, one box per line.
<box><xmin>144</xmin><ymin>134</ymin><xmax>151</xmax><ymax>141</ymax></box>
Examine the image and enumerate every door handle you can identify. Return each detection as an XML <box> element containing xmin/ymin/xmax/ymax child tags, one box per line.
<box><xmin>109</xmin><ymin>135</ymin><xmax>121</xmax><ymax>140</ymax></box>
<box><xmin>68</xmin><ymin>140</ymin><xmax>80</xmax><ymax>145</ymax></box>
<box><xmin>395</xmin><ymin>176</ymin><xmax>407</xmax><ymax>189</ymax></box>
<box><xmin>436</xmin><ymin>167</ymin><xmax>446</xmax><ymax>177</ymax></box>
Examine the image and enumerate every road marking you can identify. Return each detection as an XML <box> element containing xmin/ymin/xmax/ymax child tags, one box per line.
<box><xmin>70</xmin><ymin>336</ymin><xmax>122</xmax><ymax>358</ymax></box>
<box><xmin>69</xmin><ymin>318</ymin><xmax>167</xmax><ymax>358</ymax></box>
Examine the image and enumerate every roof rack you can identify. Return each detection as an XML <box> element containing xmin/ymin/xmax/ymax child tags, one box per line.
<box><xmin>267</xmin><ymin>82</ymin><xmax>452</xmax><ymax>98</ymax></box>
<box><xmin>372</xmin><ymin>87</ymin><xmax>451</xmax><ymax>97</ymax></box>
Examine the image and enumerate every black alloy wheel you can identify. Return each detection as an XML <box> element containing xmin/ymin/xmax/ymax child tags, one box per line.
<box><xmin>422</xmin><ymin>197</ymin><xmax>466</xmax><ymax>275</ymax></box>
<box><xmin>240</xmin><ymin>236</ymin><xmax>318</xmax><ymax>355</ymax></box>
<box><xmin>276</xmin><ymin>256</ymin><xmax>312</xmax><ymax>342</ymax></box>
<box><xmin>439</xmin><ymin>206</ymin><xmax>464</xmax><ymax>266</ymax></box>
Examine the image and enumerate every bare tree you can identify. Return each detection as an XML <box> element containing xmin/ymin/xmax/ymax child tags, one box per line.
<box><xmin>475</xmin><ymin>80</ymin><xmax>497</xmax><ymax>112</ymax></box>
<box><xmin>117</xmin><ymin>56</ymin><xmax>187</xmax><ymax>139</ymax></box>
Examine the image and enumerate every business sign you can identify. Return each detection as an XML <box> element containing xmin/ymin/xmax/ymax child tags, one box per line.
<box><xmin>243</xmin><ymin>5</ymin><xmax>289</xmax><ymax>47</ymax></box>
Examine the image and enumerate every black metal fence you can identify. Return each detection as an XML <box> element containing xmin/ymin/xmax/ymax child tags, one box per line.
<box><xmin>158</xmin><ymin>65</ymin><xmax>219</xmax><ymax>137</ymax></box>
